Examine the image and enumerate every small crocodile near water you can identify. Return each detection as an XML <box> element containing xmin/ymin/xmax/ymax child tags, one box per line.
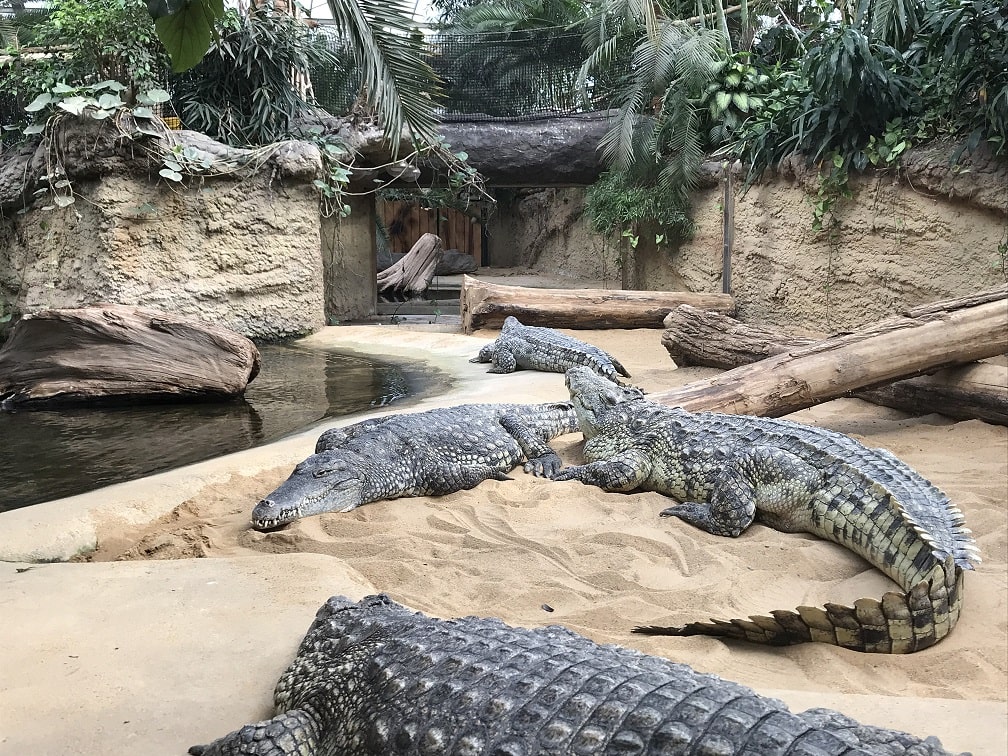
<box><xmin>189</xmin><ymin>594</ymin><xmax>962</xmax><ymax>756</ymax></box>
<box><xmin>250</xmin><ymin>402</ymin><xmax>579</xmax><ymax>530</ymax></box>
<box><xmin>554</xmin><ymin>366</ymin><xmax>980</xmax><ymax>654</ymax></box>
<box><xmin>471</xmin><ymin>315</ymin><xmax>631</xmax><ymax>383</ymax></box>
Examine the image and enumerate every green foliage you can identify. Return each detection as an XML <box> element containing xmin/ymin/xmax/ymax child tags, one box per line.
<box><xmin>810</xmin><ymin>152</ymin><xmax>851</xmax><ymax>234</ymax></box>
<box><xmin>701</xmin><ymin>52</ymin><xmax>768</xmax><ymax>145</ymax></box>
<box><xmin>170</xmin><ymin>7</ymin><xmax>340</xmax><ymax>146</ymax></box>
<box><xmin>44</xmin><ymin>0</ymin><xmax>169</xmax><ymax>88</ymax></box>
<box><xmin>865</xmin><ymin>117</ymin><xmax>911</xmax><ymax>166</ymax></box>
<box><xmin>586</xmin><ymin>19</ymin><xmax>724</xmax><ymax>215</ymax></box>
<box><xmin>584</xmin><ymin>169</ymin><xmax>694</xmax><ymax>242</ymax></box>
<box><xmin>18</xmin><ymin>80</ymin><xmax>176</xmax><ymax>208</ymax></box>
<box><xmin>1</xmin><ymin>0</ymin><xmax>171</xmax><ymax>137</ymax></box>
<box><xmin>325</xmin><ymin>0</ymin><xmax>443</xmax><ymax>149</ymax></box>
<box><xmin>907</xmin><ymin>0</ymin><xmax>1008</xmax><ymax>154</ymax></box>
<box><xmin>150</xmin><ymin>0</ymin><xmax>225</xmax><ymax>73</ymax></box>
<box><xmin>797</xmin><ymin>26</ymin><xmax>915</xmax><ymax>171</ymax></box>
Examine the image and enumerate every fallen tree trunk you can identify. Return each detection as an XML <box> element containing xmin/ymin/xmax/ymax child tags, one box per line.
<box><xmin>377</xmin><ymin>233</ymin><xmax>443</xmax><ymax>297</ymax></box>
<box><xmin>0</xmin><ymin>305</ymin><xmax>260</xmax><ymax>409</ymax></box>
<box><xmin>661</xmin><ymin>302</ymin><xmax>1008</xmax><ymax>424</ymax></box>
<box><xmin>461</xmin><ymin>276</ymin><xmax>735</xmax><ymax>332</ymax></box>
<box><xmin>651</xmin><ymin>288</ymin><xmax>1008</xmax><ymax>416</ymax></box>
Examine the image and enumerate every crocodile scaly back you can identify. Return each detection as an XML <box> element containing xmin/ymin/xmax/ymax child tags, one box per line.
<box><xmin>558</xmin><ymin>366</ymin><xmax>980</xmax><ymax>653</ymax></box>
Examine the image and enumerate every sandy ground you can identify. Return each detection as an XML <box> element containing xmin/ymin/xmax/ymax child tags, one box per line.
<box><xmin>1</xmin><ymin>326</ymin><xmax>1005</xmax><ymax>755</ymax></box>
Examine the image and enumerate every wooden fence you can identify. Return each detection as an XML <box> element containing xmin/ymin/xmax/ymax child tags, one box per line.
<box><xmin>378</xmin><ymin>199</ymin><xmax>482</xmax><ymax>266</ymax></box>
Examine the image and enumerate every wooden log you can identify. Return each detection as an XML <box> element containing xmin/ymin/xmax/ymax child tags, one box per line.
<box><xmin>0</xmin><ymin>305</ymin><xmax>260</xmax><ymax>409</ymax></box>
<box><xmin>856</xmin><ymin>363</ymin><xmax>1008</xmax><ymax>425</ymax></box>
<box><xmin>376</xmin><ymin>232</ymin><xmax>443</xmax><ymax>297</ymax></box>
<box><xmin>651</xmin><ymin>288</ymin><xmax>1008</xmax><ymax>417</ymax></box>
<box><xmin>460</xmin><ymin>275</ymin><xmax>736</xmax><ymax>332</ymax></box>
<box><xmin>661</xmin><ymin>303</ymin><xmax>1008</xmax><ymax>424</ymax></box>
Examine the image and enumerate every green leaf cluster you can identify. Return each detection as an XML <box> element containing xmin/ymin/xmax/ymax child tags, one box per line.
<box><xmin>169</xmin><ymin>7</ymin><xmax>342</xmax><ymax>146</ymax></box>
<box><xmin>584</xmin><ymin>169</ymin><xmax>694</xmax><ymax>242</ymax></box>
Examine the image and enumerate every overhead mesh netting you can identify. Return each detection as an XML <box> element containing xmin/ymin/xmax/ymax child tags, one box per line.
<box><xmin>309</xmin><ymin>26</ymin><xmax>627</xmax><ymax>122</ymax></box>
<box><xmin>0</xmin><ymin>25</ymin><xmax>625</xmax><ymax>134</ymax></box>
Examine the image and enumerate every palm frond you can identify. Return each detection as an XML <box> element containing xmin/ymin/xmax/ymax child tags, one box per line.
<box><xmin>327</xmin><ymin>0</ymin><xmax>442</xmax><ymax>151</ymax></box>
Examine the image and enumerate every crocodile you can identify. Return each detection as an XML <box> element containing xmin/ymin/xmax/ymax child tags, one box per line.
<box><xmin>189</xmin><ymin>593</ymin><xmax>961</xmax><ymax>756</ymax></box>
<box><xmin>250</xmin><ymin>402</ymin><xmax>579</xmax><ymax>530</ymax></box>
<box><xmin>471</xmin><ymin>315</ymin><xmax>631</xmax><ymax>383</ymax></box>
<box><xmin>553</xmin><ymin>366</ymin><xmax>980</xmax><ymax>653</ymax></box>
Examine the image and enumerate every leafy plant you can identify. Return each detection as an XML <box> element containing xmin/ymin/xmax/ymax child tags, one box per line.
<box><xmin>701</xmin><ymin>51</ymin><xmax>769</xmax><ymax>145</ymax></box>
<box><xmin>584</xmin><ymin>169</ymin><xmax>694</xmax><ymax>244</ymax></box>
<box><xmin>1</xmin><ymin>0</ymin><xmax>171</xmax><ymax>138</ymax></box>
<box><xmin>907</xmin><ymin>0</ymin><xmax>1008</xmax><ymax>155</ymax></box>
<box><xmin>170</xmin><ymin>8</ymin><xmax>341</xmax><ymax>146</ymax></box>
<box><xmin>865</xmin><ymin>117</ymin><xmax>912</xmax><ymax>166</ymax></box>
<box><xmin>18</xmin><ymin>79</ymin><xmax>175</xmax><ymax>208</ymax></box>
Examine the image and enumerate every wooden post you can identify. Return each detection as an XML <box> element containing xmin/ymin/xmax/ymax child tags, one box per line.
<box><xmin>721</xmin><ymin>162</ymin><xmax>733</xmax><ymax>295</ymax></box>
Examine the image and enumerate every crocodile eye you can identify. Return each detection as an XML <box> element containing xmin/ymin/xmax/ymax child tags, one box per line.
<box><xmin>313</xmin><ymin>469</ymin><xmax>331</xmax><ymax>478</ymax></box>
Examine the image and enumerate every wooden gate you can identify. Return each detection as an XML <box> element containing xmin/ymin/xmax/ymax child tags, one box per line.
<box><xmin>378</xmin><ymin>199</ymin><xmax>482</xmax><ymax>266</ymax></box>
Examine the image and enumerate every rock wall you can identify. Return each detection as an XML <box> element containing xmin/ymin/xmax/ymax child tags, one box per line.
<box><xmin>321</xmin><ymin>194</ymin><xmax>376</xmax><ymax>324</ymax></box>
<box><xmin>1</xmin><ymin>125</ymin><xmax>328</xmax><ymax>341</ymax></box>
<box><xmin>491</xmin><ymin>152</ymin><xmax>1008</xmax><ymax>333</ymax></box>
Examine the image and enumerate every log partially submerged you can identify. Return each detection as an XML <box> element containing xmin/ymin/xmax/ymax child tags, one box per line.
<box><xmin>662</xmin><ymin>302</ymin><xmax>1008</xmax><ymax>424</ymax></box>
<box><xmin>652</xmin><ymin>287</ymin><xmax>1008</xmax><ymax>417</ymax></box>
<box><xmin>461</xmin><ymin>276</ymin><xmax>735</xmax><ymax>332</ymax></box>
<box><xmin>0</xmin><ymin>305</ymin><xmax>261</xmax><ymax>409</ymax></box>
<box><xmin>377</xmin><ymin>233</ymin><xmax>444</xmax><ymax>297</ymax></box>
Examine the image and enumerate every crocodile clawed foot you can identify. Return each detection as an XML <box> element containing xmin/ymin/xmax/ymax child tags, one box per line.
<box><xmin>524</xmin><ymin>453</ymin><xmax>563</xmax><ymax>478</ymax></box>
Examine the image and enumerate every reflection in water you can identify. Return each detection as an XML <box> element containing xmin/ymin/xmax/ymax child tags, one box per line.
<box><xmin>0</xmin><ymin>345</ymin><xmax>430</xmax><ymax>512</ymax></box>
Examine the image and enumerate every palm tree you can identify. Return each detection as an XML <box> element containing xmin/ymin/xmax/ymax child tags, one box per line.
<box><xmin>150</xmin><ymin>0</ymin><xmax>442</xmax><ymax>148</ymax></box>
<box><xmin>578</xmin><ymin>0</ymin><xmax>727</xmax><ymax>224</ymax></box>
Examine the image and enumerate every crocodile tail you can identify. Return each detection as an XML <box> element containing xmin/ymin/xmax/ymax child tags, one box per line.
<box><xmin>634</xmin><ymin>558</ymin><xmax>963</xmax><ymax>654</ymax></box>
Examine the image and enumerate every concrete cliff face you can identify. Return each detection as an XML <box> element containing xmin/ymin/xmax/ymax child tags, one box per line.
<box><xmin>0</xmin><ymin>125</ymin><xmax>327</xmax><ymax>341</ymax></box>
<box><xmin>488</xmin><ymin>148</ymin><xmax>1007</xmax><ymax>333</ymax></box>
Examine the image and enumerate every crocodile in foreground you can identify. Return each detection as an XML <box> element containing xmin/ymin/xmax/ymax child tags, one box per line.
<box><xmin>554</xmin><ymin>366</ymin><xmax>980</xmax><ymax>653</ymax></box>
<box><xmin>189</xmin><ymin>593</ymin><xmax>961</xmax><ymax>755</ymax></box>
<box><xmin>251</xmin><ymin>402</ymin><xmax>579</xmax><ymax>530</ymax></box>
<box><xmin>471</xmin><ymin>315</ymin><xmax>631</xmax><ymax>383</ymax></box>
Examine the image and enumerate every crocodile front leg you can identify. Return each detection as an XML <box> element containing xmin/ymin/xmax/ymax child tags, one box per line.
<box><xmin>487</xmin><ymin>348</ymin><xmax>517</xmax><ymax>374</ymax></box>
<box><xmin>661</xmin><ymin>446</ymin><xmax>822</xmax><ymax>537</ymax></box>
<box><xmin>551</xmin><ymin>447</ymin><xmax>653</xmax><ymax>491</ymax></box>
<box><xmin>498</xmin><ymin>413</ymin><xmax>563</xmax><ymax>476</ymax></box>
<box><xmin>189</xmin><ymin>709</ymin><xmax>319</xmax><ymax>756</ymax></box>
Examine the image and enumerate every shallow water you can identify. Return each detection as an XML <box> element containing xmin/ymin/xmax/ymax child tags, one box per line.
<box><xmin>0</xmin><ymin>344</ymin><xmax>442</xmax><ymax>512</ymax></box>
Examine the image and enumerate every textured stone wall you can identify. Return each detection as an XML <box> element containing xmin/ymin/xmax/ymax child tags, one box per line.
<box><xmin>491</xmin><ymin>154</ymin><xmax>1008</xmax><ymax>333</ymax></box>
<box><xmin>321</xmin><ymin>194</ymin><xmax>376</xmax><ymax>324</ymax></box>
<box><xmin>1</xmin><ymin>126</ymin><xmax>327</xmax><ymax>341</ymax></box>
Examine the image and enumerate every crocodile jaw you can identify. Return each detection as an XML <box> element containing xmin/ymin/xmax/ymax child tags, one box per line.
<box><xmin>250</xmin><ymin>452</ymin><xmax>365</xmax><ymax>530</ymax></box>
<box><xmin>564</xmin><ymin>366</ymin><xmax>644</xmax><ymax>437</ymax></box>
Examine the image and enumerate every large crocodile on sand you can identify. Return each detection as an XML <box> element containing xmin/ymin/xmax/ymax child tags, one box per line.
<box><xmin>471</xmin><ymin>315</ymin><xmax>631</xmax><ymax>383</ymax></box>
<box><xmin>189</xmin><ymin>593</ymin><xmax>961</xmax><ymax>755</ymax></box>
<box><xmin>553</xmin><ymin>366</ymin><xmax>980</xmax><ymax>653</ymax></box>
<box><xmin>250</xmin><ymin>402</ymin><xmax>579</xmax><ymax>530</ymax></box>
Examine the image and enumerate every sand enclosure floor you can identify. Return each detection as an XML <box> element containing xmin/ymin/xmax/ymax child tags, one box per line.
<box><xmin>1</xmin><ymin>326</ymin><xmax>1005</xmax><ymax>755</ymax></box>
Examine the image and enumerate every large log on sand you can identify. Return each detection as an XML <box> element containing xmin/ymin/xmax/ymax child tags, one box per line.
<box><xmin>461</xmin><ymin>275</ymin><xmax>735</xmax><ymax>332</ymax></box>
<box><xmin>652</xmin><ymin>287</ymin><xmax>1008</xmax><ymax>417</ymax></box>
<box><xmin>0</xmin><ymin>305</ymin><xmax>260</xmax><ymax>409</ymax></box>
<box><xmin>662</xmin><ymin>302</ymin><xmax>1008</xmax><ymax>424</ymax></box>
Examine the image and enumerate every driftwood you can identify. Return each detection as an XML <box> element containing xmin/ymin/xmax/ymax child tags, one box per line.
<box><xmin>662</xmin><ymin>301</ymin><xmax>1008</xmax><ymax>424</ymax></box>
<box><xmin>376</xmin><ymin>233</ymin><xmax>444</xmax><ymax>297</ymax></box>
<box><xmin>651</xmin><ymin>288</ymin><xmax>1008</xmax><ymax>417</ymax></box>
<box><xmin>461</xmin><ymin>276</ymin><xmax>735</xmax><ymax>332</ymax></box>
<box><xmin>0</xmin><ymin>305</ymin><xmax>260</xmax><ymax>409</ymax></box>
